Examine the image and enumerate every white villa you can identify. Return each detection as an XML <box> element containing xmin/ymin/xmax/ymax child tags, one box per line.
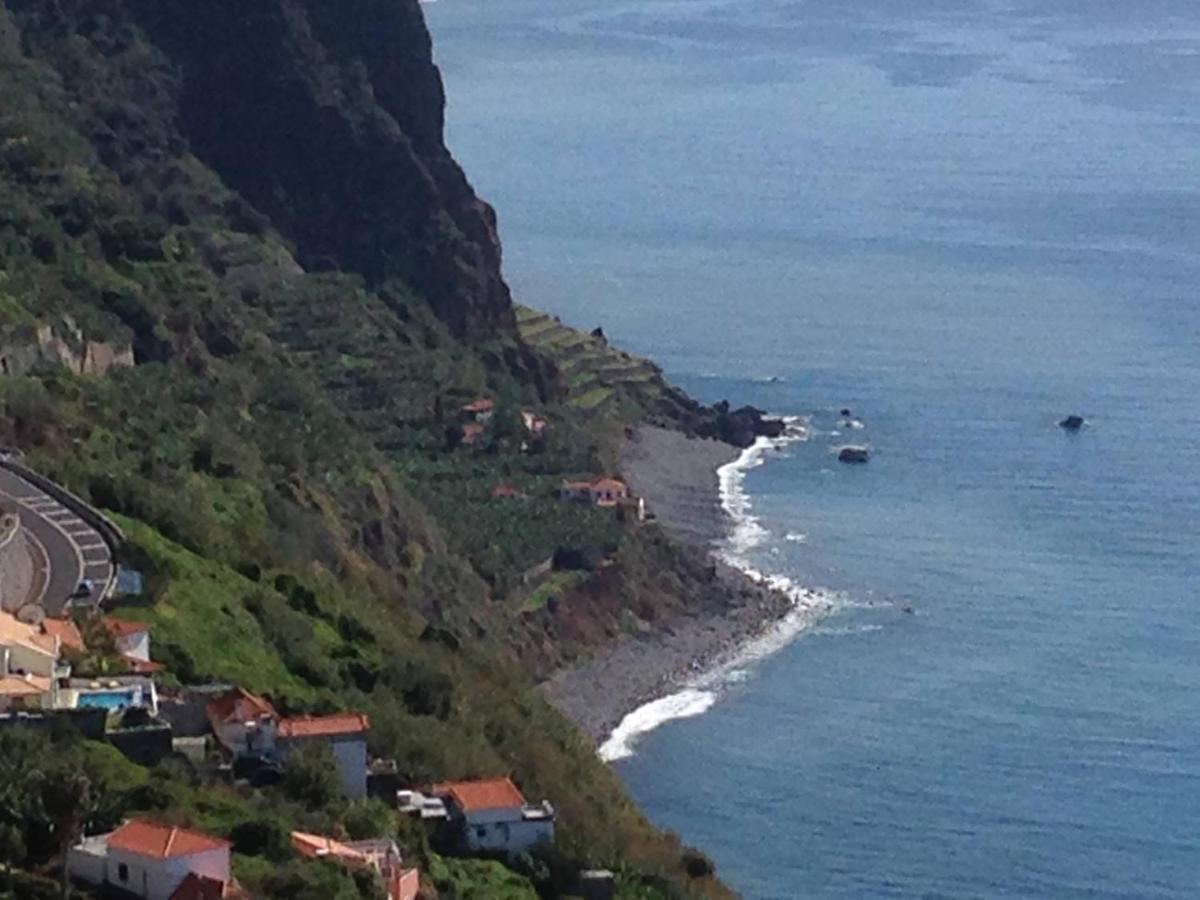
<box><xmin>66</xmin><ymin>819</ymin><xmax>237</xmax><ymax>900</ymax></box>
<box><xmin>431</xmin><ymin>777</ymin><xmax>555</xmax><ymax>856</ymax></box>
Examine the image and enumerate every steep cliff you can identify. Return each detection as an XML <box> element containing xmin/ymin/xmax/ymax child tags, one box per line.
<box><xmin>8</xmin><ymin>0</ymin><xmax>514</xmax><ymax>340</ymax></box>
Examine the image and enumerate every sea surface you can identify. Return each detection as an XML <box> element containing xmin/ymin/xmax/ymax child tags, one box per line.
<box><xmin>425</xmin><ymin>1</ymin><xmax>1200</xmax><ymax>897</ymax></box>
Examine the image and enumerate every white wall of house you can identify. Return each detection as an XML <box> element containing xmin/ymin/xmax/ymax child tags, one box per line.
<box><xmin>65</xmin><ymin>842</ymin><xmax>107</xmax><ymax>887</ymax></box>
<box><xmin>2</xmin><ymin>642</ymin><xmax>56</xmax><ymax>677</ymax></box>
<box><xmin>103</xmin><ymin>846</ymin><xmax>230</xmax><ymax>900</ymax></box>
<box><xmin>115</xmin><ymin>630</ymin><xmax>150</xmax><ymax>662</ymax></box>
<box><xmin>460</xmin><ymin>808</ymin><xmax>554</xmax><ymax>854</ymax></box>
<box><xmin>279</xmin><ymin>735</ymin><xmax>367</xmax><ymax>798</ymax></box>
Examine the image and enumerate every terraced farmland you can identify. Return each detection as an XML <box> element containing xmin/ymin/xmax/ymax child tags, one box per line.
<box><xmin>515</xmin><ymin>305</ymin><xmax>666</xmax><ymax>417</ymax></box>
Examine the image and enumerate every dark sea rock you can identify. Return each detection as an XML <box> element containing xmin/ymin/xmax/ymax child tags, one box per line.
<box><xmin>837</xmin><ymin>445</ymin><xmax>870</xmax><ymax>463</ymax></box>
<box><xmin>1059</xmin><ymin>415</ymin><xmax>1085</xmax><ymax>431</ymax></box>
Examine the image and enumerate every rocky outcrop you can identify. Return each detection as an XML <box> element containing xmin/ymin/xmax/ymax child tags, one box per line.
<box><xmin>0</xmin><ymin>319</ymin><xmax>134</xmax><ymax>378</ymax></box>
<box><xmin>652</xmin><ymin>388</ymin><xmax>785</xmax><ymax>449</ymax></box>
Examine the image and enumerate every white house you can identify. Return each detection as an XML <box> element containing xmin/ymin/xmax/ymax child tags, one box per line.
<box><xmin>277</xmin><ymin>713</ymin><xmax>371</xmax><ymax>799</ymax></box>
<box><xmin>101</xmin><ymin>616</ymin><xmax>165</xmax><ymax>673</ymax></box>
<box><xmin>431</xmin><ymin>777</ymin><xmax>555</xmax><ymax>855</ymax></box>
<box><xmin>0</xmin><ymin>611</ymin><xmax>61</xmax><ymax>711</ymax></box>
<box><xmin>559</xmin><ymin>478</ymin><xmax>630</xmax><ymax>507</ymax></box>
<box><xmin>66</xmin><ymin>819</ymin><xmax>232</xmax><ymax>900</ymax></box>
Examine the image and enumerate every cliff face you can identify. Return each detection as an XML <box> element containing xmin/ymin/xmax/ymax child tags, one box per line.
<box><xmin>8</xmin><ymin>0</ymin><xmax>514</xmax><ymax>340</ymax></box>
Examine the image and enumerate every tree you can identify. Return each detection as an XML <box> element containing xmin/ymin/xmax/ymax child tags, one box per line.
<box><xmin>41</xmin><ymin>769</ymin><xmax>94</xmax><ymax>900</ymax></box>
<box><xmin>0</xmin><ymin>823</ymin><xmax>25</xmax><ymax>896</ymax></box>
<box><xmin>279</xmin><ymin>744</ymin><xmax>341</xmax><ymax>809</ymax></box>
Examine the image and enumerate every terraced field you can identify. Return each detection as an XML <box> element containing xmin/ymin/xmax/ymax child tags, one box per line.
<box><xmin>515</xmin><ymin>305</ymin><xmax>666</xmax><ymax>416</ymax></box>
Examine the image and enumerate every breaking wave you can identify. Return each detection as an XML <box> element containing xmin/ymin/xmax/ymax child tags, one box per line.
<box><xmin>600</xmin><ymin>416</ymin><xmax>856</xmax><ymax>762</ymax></box>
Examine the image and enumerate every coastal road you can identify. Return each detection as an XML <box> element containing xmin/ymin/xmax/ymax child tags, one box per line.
<box><xmin>0</xmin><ymin>467</ymin><xmax>113</xmax><ymax>616</ymax></box>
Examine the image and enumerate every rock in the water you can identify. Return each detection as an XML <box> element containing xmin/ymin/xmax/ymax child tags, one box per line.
<box><xmin>837</xmin><ymin>445</ymin><xmax>870</xmax><ymax>463</ymax></box>
<box><xmin>1059</xmin><ymin>414</ymin><xmax>1085</xmax><ymax>431</ymax></box>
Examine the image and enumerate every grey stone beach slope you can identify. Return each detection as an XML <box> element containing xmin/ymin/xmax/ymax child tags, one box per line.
<box><xmin>542</xmin><ymin>426</ymin><xmax>795</xmax><ymax>744</ymax></box>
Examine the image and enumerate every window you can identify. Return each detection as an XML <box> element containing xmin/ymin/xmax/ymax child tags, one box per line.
<box><xmin>476</xmin><ymin>827</ymin><xmax>487</xmax><ymax>839</ymax></box>
<box><xmin>117</xmin><ymin>863</ymin><xmax>129</xmax><ymax>882</ymax></box>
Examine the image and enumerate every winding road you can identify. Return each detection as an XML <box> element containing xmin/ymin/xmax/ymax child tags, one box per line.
<box><xmin>0</xmin><ymin>467</ymin><xmax>114</xmax><ymax>616</ymax></box>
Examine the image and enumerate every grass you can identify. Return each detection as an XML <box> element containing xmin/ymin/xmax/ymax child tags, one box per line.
<box><xmin>109</xmin><ymin>516</ymin><xmax>320</xmax><ymax>700</ymax></box>
<box><xmin>427</xmin><ymin>856</ymin><xmax>538</xmax><ymax>900</ymax></box>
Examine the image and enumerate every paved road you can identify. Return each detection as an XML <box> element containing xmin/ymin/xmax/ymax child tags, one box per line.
<box><xmin>0</xmin><ymin>468</ymin><xmax>113</xmax><ymax>616</ymax></box>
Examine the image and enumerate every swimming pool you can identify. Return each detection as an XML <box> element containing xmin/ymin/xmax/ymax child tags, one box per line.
<box><xmin>75</xmin><ymin>690</ymin><xmax>138</xmax><ymax>710</ymax></box>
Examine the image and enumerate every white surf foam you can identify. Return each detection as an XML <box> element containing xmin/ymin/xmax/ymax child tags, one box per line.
<box><xmin>600</xmin><ymin>415</ymin><xmax>861</xmax><ymax>761</ymax></box>
<box><xmin>599</xmin><ymin>688</ymin><xmax>717</xmax><ymax>762</ymax></box>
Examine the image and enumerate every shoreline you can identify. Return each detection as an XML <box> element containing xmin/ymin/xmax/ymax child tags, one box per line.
<box><xmin>542</xmin><ymin>424</ymin><xmax>821</xmax><ymax>752</ymax></box>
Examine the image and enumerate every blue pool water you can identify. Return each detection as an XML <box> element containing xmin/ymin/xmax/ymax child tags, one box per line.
<box><xmin>76</xmin><ymin>690</ymin><xmax>138</xmax><ymax>711</ymax></box>
<box><xmin>428</xmin><ymin>1</ymin><xmax>1200</xmax><ymax>896</ymax></box>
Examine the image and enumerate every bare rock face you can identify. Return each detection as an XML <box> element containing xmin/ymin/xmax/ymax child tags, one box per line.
<box><xmin>0</xmin><ymin>321</ymin><xmax>134</xmax><ymax>378</ymax></box>
<box><xmin>8</xmin><ymin>0</ymin><xmax>518</xmax><ymax>342</ymax></box>
<box><xmin>121</xmin><ymin>0</ymin><xmax>516</xmax><ymax>340</ymax></box>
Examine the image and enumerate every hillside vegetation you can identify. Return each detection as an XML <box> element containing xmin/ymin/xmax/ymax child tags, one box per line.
<box><xmin>0</xmin><ymin>2</ymin><xmax>736</xmax><ymax>898</ymax></box>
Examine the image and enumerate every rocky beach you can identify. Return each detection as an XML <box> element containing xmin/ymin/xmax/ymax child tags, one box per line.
<box><xmin>542</xmin><ymin>426</ymin><xmax>802</xmax><ymax>745</ymax></box>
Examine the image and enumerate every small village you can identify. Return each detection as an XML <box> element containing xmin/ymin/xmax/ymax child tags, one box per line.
<box><xmin>0</xmin><ymin>399</ymin><xmax>643</xmax><ymax>900</ymax></box>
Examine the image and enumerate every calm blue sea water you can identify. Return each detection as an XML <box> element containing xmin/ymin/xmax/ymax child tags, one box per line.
<box><xmin>426</xmin><ymin>1</ymin><xmax>1200</xmax><ymax>896</ymax></box>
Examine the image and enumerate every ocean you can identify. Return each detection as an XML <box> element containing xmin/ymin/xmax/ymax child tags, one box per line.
<box><xmin>425</xmin><ymin>1</ymin><xmax>1200</xmax><ymax>897</ymax></box>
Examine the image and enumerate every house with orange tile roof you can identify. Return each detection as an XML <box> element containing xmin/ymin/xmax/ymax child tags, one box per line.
<box><xmin>40</xmin><ymin>616</ymin><xmax>85</xmax><ymax>653</ymax></box>
<box><xmin>205</xmin><ymin>686</ymin><xmax>279</xmax><ymax>758</ymax></box>
<box><xmin>460</xmin><ymin>397</ymin><xmax>495</xmax><ymax>422</ymax></box>
<box><xmin>559</xmin><ymin>477</ymin><xmax>631</xmax><ymax>507</ymax></box>
<box><xmin>430</xmin><ymin>777</ymin><xmax>555</xmax><ymax>855</ymax></box>
<box><xmin>66</xmin><ymin>819</ymin><xmax>234</xmax><ymax>900</ymax></box>
<box><xmin>277</xmin><ymin>712</ymin><xmax>371</xmax><ymax>799</ymax></box>
<box><xmin>291</xmin><ymin>832</ymin><xmax>419</xmax><ymax>900</ymax></box>
<box><xmin>103</xmin><ymin>616</ymin><xmax>155</xmax><ymax>665</ymax></box>
<box><xmin>205</xmin><ymin>687</ymin><xmax>370</xmax><ymax>797</ymax></box>
<box><xmin>0</xmin><ymin>610</ymin><xmax>63</xmax><ymax>710</ymax></box>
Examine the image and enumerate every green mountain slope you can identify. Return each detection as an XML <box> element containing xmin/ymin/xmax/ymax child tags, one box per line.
<box><xmin>0</xmin><ymin>2</ymin><xmax>734</xmax><ymax>898</ymax></box>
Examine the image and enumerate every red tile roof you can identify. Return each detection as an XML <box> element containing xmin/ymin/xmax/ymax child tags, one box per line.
<box><xmin>291</xmin><ymin>831</ymin><xmax>370</xmax><ymax>866</ymax></box>
<box><xmin>431</xmin><ymin>777</ymin><xmax>526</xmax><ymax>813</ymax></box>
<box><xmin>125</xmin><ymin>656</ymin><xmax>167</xmax><ymax>675</ymax></box>
<box><xmin>206</xmin><ymin>687</ymin><xmax>277</xmax><ymax>726</ymax></box>
<box><xmin>461</xmin><ymin>423</ymin><xmax>485</xmax><ymax>444</ymax></box>
<box><xmin>461</xmin><ymin>398</ymin><xmax>495</xmax><ymax>413</ymax></box>
<box><xmin>107</xmin><ymin>820</ymin><xmax>230</xmax><ymax>859</ymax></box>
<box><xmin>103</xmin><ymin>617</ymin><xmax>150</xmax><ymax>639</ymax></box>
<box><xmin>589</xmin><ymin>478</ymin><xmax>628</xmax><ymax>493</ymax></box>
<box><xmin>40</xmin><ymin>617</ymin><xmax>85</xmax><ymax>652</ymax></box>
<box><xmin>169</xmin><ymin>873</ymin><xmax>226</xmax><ymax>900</ymax></box>
<box><xmin>277</xmin><ymin>712</ymin><xmax>370</xmax><ymax>739</ymax></box>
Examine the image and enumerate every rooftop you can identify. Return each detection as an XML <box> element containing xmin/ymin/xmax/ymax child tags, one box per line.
<box><xmin>40</xmin><ymin>617</ymin><xmax>85</xmax><ymax>653</ymax></box>
<box><xmin>206</xmin><ymin>687</ymin><xmax>277</xmax><ymax>725</ymax></box>
<box><xmin>431</xmin><ymin>777</ymin><xmax>527</xmax><ymax>813</ymax></box>
<box><xmin>103</xmin><ymin>617</ymin><xmax>150</xmax><ymax>638</ymax></box>
<box><xmin>106</xmin><ymin>819</ymin><xmax>230</xmax><ymax>859</ymax></box>
<box><xmin>461</xmin><ymin>397</ymin><xmax>495</xmax><ymax>413</ymax></box>
<box><xmin>0</xmin><ymin>611</ymin><xmax>57</xmax><ymax>657</ymax></box>
<box><xmin>0</xmin><ymin>674</ymin><xmax>52</xmax><ymax>697</ymax></box>
<box><xmin>278</xmin><ymin>712</ymin><xmax>370</xmax><ymax>739</ymax></box>
<box><xmin>291</xmin><ymin>831</ymin><xmax>371</xmax><ymax>867</ymax></box>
